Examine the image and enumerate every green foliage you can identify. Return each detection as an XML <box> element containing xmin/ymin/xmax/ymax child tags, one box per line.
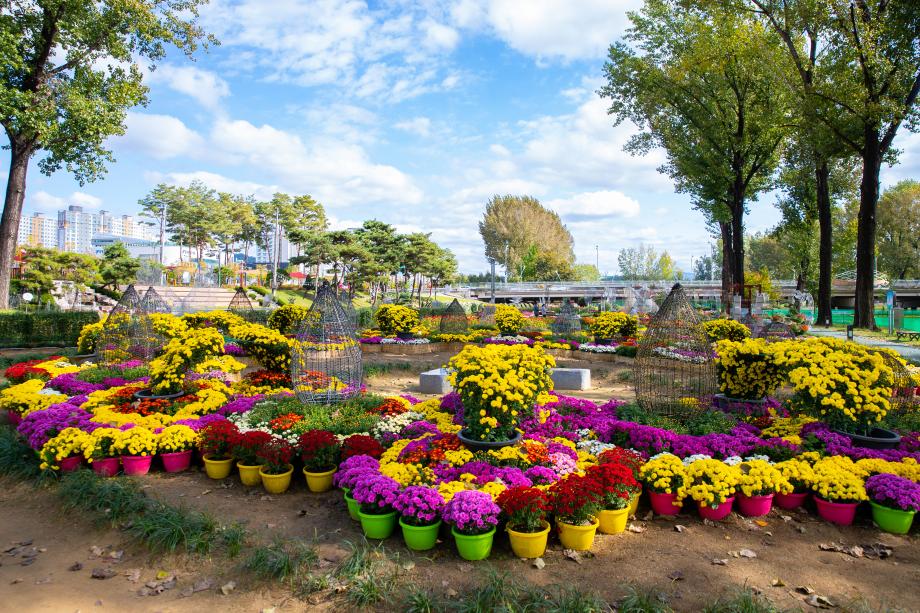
<box><xmin>701</xmin><ymin>588</ymin><xmax>777</xmax><ymax>613</ymax></box>
<box><xmin>99</xmin><ymin>242</ymin><xmax>140</xmax><ymax>289</ymax></box>
<box><xmin>243</xmin><ymin>539</ymin><xmax>318</xmax><ymax>582</ymax></box>
<box><xmin>615</xmin><ymin>344</ymin><xmax>639</xmax><ymax>358</ymax></box>
<box><xmin>618</xmin><ymin>585</ymin><xmax>673</xmax><ymax>613</ymax></box>
<box><xmin>0</xmin><ymin>427</ymin><xmax>42</xmax><ymax>481</ymax></box>
<box><xmin>12</xmin><ymin>248</ymin><xmax>100</xmax><ymax>301</ymax></box>
<box><xmin>267</xmin><ymin>304</ymin><xmax>311</xmax><ymax>334</ymax></box>
<box><xmin>618</xmin><ymin>245</ymin><xmax>681</xmax><ymax>281</ymax></box>
<box><xmin>56</xmin><ymin>471</ymin><xmax>149</xmax><ymax>525</ymax></box>
<box><xmin>128</xmin><ymin>502</ymin><xmax>222</xmax><ymax>555</ymax></box>
<box><xmin>877</xmin><ymin>180</ymin><xmax>920</xmax><ymax>280</ymax></box>
<box><xmin>0</xmin><ymin>311</ymin><xmax>99</xmax><ymax>348</ymax></box>
<box><xmin>77</xmin><ymin>364</ymin><xmax>149</xmax><ymax>384</ymax></box>
<box><xmin>685</xmin><ymin>410</ymin><xmax>738</xmax><ymax>436</ymax></box>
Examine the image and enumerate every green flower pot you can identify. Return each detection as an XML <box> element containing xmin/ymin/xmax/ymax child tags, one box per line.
<box><xmin>344</xmin><ymin>490</ymin><xmax>360</xmax><ymax>521</ymax></box>
<box><xmin>400</xmin><ymin>518</ymin><xmax>441</xmax><ymax>551</ymax></box>
<box><xmin>870</xmin><ymin>501</ymin><xmax>916</xmax><ymax>535</ymax></box>
<box><xmin>358</xmin><ymin>509</ymin><xmax>397</xmax><ymax>539</ymax></box>
<box><xmin>451</xmin><ymin>527</ymin><xmax>495</xmax><ymax>561</ymax></box>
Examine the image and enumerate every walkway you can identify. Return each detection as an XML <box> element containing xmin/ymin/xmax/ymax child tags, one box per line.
<box><xmin>808</xmin><ymin>328</ymin><xmax>920</xmax><ymax>362</ymax></box>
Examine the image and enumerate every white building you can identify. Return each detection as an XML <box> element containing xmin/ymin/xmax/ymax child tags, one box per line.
<box><xmin>57</xmin><ymin>205</ymin><xmax>157</xmax><ymax>254</ymax></box>
<box><xmin>91</xmin><ymin>235</ymin><xmax>184</xmax><ymax>266</ymax></box>
<box><xmin>252</xmin><ymin>231</ymin><xmax>292</xmax><ymax>265</ymax></box>
<box><xmin>17</xmin><ymin>213</ymin><xmax>58</xmax><ymax>248</ymax></box>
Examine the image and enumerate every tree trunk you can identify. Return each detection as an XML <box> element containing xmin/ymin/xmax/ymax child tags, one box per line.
<box><xmin>854</xmin><ymin>133</ymin><xmax>881</xmax><ymax>329</ymax></box>
<box><xmin>0</xmin><ymin>145</ymin><xmax>32</xmax><ymax>309</ymax></box>
<box><xmin>816</xmin><ymin>159</ymin><xmax>834</xmax><ymax>326</ymax></box>
<box><xmin>719</xmin><ymin>221</ymin><xmax>734</xmax><ymax>312</ymax></box>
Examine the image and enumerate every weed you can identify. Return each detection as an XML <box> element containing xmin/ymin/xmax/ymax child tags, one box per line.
<box><xmin>218</xmin><ymin>523</ymin><xmax>247</xmax><ymax>558</ymax></box>
<box><xmin>702</xmin><ymin>588</ymin><xmax>777</xmax><ymax>613</ymax></box>
<box><xmin>347</xmin><ymin>571</ymin><xmax>397</xmax><ymax>607</ymax></box>
<box><xmin>243</xmin><ymin>539</ymin><xmax>318</xmax><ymax>582</ymax></box>
<box><xmin>402</xmin><ymin>586</ymin><xmax>437</xmax><ymax>613</ymax></box>
<box><xmin>128</xmin><ymin>502</ymin><xmax>220</xmax><ymax>555</ymax></box>
<box><xmin>335</xmin><ymin>539</ymin><xmax>375</xmax><ymax>579</ymax></box>
<box><xmin>57</xmin><ymin>470</ymin><xmax>148</xmax><ymax>523</ymax></box>
<box><xmin>364</xmin><ymin>363</ymin><xmax>413</xmax><ymax>377</ymax></box>
<box><xmin>617</xmin><ymin>584</ymin><xmax>673</xmax><ymax>613</ymax></box>
<box><xmin>0</xmin><ymin>426</ymin><xmax>42</xmax><ymax>481</ymax></box>
<box><xmin>618</xmin><ymin>370</ymin><xmax>633</xmax><ymax>383</ymax></box>
<box><xmin>296</xmin><ymin>573</ymin><xmax>330</xmax><ymax>596</ymax></box>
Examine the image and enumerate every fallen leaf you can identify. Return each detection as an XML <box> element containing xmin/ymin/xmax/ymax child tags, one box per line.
<box><xmin>755</xmin><ymin>520</ymin><xmax>769</xmax><ymax>527</ymax></box>
<box><xmin>124</xmin><ymin>569</ymin><xmax>141</xmax><ymax>583</ymax></box>
<box><xmin>34</xmin><ymin>576</ymin><xmax>52</xmax><ymax>585</ymax></box>
<box><xmin>642</xmin><ymin>511</ymin><xmax>654</xmax><ymax>521</ymax></box>
<box><xmin>796</xmin><ymin>586</ymin><xmax>816</xmax><ymax>595</ymax></box>
<box><xmin>711</xmin><ymin>558</ymin><xmax>728</xmax><ymax>566</ymax></box>
<box><xmin>200</xmin><ymin>489</ymin><xmax>211</xmax><ymax>496</ymax></box>
<box><xmin>674</xmin><ymin>525</ymin><xmax>686</xmax><ymax>533</ymax></box>
<box><xmin>739</xmin><ymin>549</ymin><xmax>757</xmax><ymax>559</ymax></box>
<box><xmin>667</xmin><ymin>570</ymin><xmax>684</xmax><ymax>582</ymax></box>
<box><xmin>804</xmin><ymin>594</ymin><xmax>835</xmax><ymax>609</ymax></box>
<box><xmin>861</xmin><ymin>543</ymin><xmax>893</xmax><ymax>559</ymax></box>
<box><xmin>20</xmin><ymin>558</ymin><xmax>35</xmax><ymax>566</ymax></box>
<box><xmin>771</xmin><ymin>578</ymin><xmax>786</xmax><ymax>587</ymax></box>
<box><xmin>401</xmin><ymin>561</ymin><xmax>415</xmax><ymax>571</ymax></box>
<box><xmin>68</xmin><ymin>562</ymin><xmax>83</xmax><ymax>572</ymax></box>
<box><xmin>796</xmin><ymin>526</ymin><xmax>807</xmax><ymax>534</ymax></box>
<box><xmin>91</xmin><ymin>568</ymin><xmax>116</xmax><ymax>580</ymax></box>
<box><xmin>446</xmin><ymin>588</ymin><xmax>458</xmax><ymax>598</ymax></box>
<box><xmin>10</xmin><ymin>578</ymin><xmax>22</xmax><ymax>584</ymax></box>
<box><xmin>703</xmin><ymin>519</ymin><xmax>716</xmax><ymax>527</ymax></box>
<box><xmin>532</xmin><ymin>558</ymin><xmax>545</xmax><ymax>570</ymax></box>
<box><xmin>780</xmin><ymin>515</ymin><xmax>792</xmax><ymax>522</ymax></box>
<box><xmin>627</xmin><ymin>523</ymin><xmax>646</xmax><ymax>533</ymax></box>
<box><xmin>563</xmin><ymin>549</ymin><xmax>583</xmax><ymax>564</ymax></box>
<box><xmin>220</xmin><ymin>581</ymin><xmax>236</xmax><ymax>595</ymax></box>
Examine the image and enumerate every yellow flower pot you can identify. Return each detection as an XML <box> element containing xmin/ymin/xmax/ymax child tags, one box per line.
<box><xmin>629</xmin><ymin>490</ymin><xmax>640</xmax><ymax>516</ymax></box>
<box><xmin>507</xmin><ymin>521</ymin><xmax>550</xmax><ymax>559</ymax></box>
<box><xmin>202</xmin><ymin>454</ymin><xmax>233</xmax><ymax>479</ymax></box>
<box><xmin>303</xmin><ymin>467</ymin><xmax>336</xmax><ymax>493</ymax></box>
<box><xmin>237</xmin><ymin>462</ymin><xmax>263</xmax><ymax>486</ymax></box>
<box><xmin>556</xmin><ymin>517</ymin><xmax>599</xmax><ymax>551</ymax></box>
<box><xmin>260</xmin><ymin>465</ymin><xmax>293</xmax><ymax>494</ymax></box>
<box><xmin>598</xmin><ymin>508</ymin><xmax>629</xmax><ymax>535</ymax></box>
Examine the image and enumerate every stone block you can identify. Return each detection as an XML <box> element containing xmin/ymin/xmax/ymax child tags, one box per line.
<box><xmin>420</xmin><ymin>368</ymin><xmax>452</xmax><ymax>395</ymax></box>
<box><xmin>551</xmin><ymin>368</ymin><xmax>591</xmax><ymax>390</ymax></box>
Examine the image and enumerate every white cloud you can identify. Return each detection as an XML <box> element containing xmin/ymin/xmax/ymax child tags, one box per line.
<box><xmin>394</xmin><ymin>116</ymin><xmax>432</xmax><ymax>137</ymax></box>
<box><xmin>146</xmin><ymin>64</ymin><xmax>230</xmax><ymax>109</ymax></box>
<box><xmin>30</xmin><ymin>191</ymin><xmax>102</xmax><ymax>211</ymax></box>
<box><xmin>146</xmin><ymin>171</ymin><xmax>278</xmax><ymax>201</ymax></box>
<box><xmin>118</xmin><ymin>112</ymin><xmax>205</xmax><ymax>159</ymax></box>
<box><xmin>546</xmin><ymin>190</ymin><xmax>641</xmax><ymax>220</ymax></box>
<box><xmin>422</xmin><ymin>20</ymin><xmax>460</xmax><ymax>51</ymax></box>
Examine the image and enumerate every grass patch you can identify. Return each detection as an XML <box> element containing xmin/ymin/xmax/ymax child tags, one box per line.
<box><xmin>56</xmin><ymin>470</ymin><xmax>149</xmax><ymax>524</ymax></box>
<box><xmin>617</xmin><ymin>584</ymin><xmax>672</xmax><ymax>613</ymax></box>
<box><xmin>0</xmin><ymin>426</ymin><xmax>43</xmax><ymax>481</ymax></box>
<box><xmin>702</xmin><ymin>588</ymin><xmax>777</xmax><ymax>613</ymax></box>
<box><xmin>243</xmin><ymin>538</ymin><xmax>318</xmax><ymax>582</ymax></box>
<box><xmin>364</xmin><ymin>362</ymin><xmax>414</xmax><ymax>377</ymax></box>
<box><xmin>128</xmin><ymin>501</ymin><xmax>224</xmax><ymax>555</ymax></box>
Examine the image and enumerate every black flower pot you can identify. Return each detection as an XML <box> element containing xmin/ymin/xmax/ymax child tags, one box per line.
<box><xmin>593</xmin><ymin>337</ymin><xmax>612</xmax><ymax>345</ymax></box>
<box><xmin>834</xmin><ymin>427</ymin><xmax>901</xmax><ymax>450</ymax></box>
<box><xmin>133</xmin><ymin>388</ymin><xmax>186</xmax><ymax>401</ymax></box>
<box><xmin>72</xmin><ymin>353</ymin><xmax>97</xmax><ymax>365</ymax></box>
<box><xmin>712</xmin><ymin>394</ymin><xmax>767</xmax><ymax>414</ymax></box>
<box><xmin>457</xmin><ymin>429</ymin><xmax>521</xmax><ymax>451</ymax></box>
<box><xmin>396</xmin><ymin>332</ymin><xmax>415</xmax><ymax>340</ymax></box>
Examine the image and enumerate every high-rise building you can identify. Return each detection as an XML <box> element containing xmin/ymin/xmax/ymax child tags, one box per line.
<box><xmin>17</xmin><ymin>213</ymin><xmax>58</xmax><ymax>248</ymax></box>
<box><xmin>55</xmin><ymin>205</ymin><xmax>156</xmax><ymax>254</ymax></box>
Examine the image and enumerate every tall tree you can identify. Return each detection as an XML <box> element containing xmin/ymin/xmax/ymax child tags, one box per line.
<box><xmin>0</xmin><ymin>1</ymin><xmax>213</xmax><ymax>308</ymax></box>
<box><xmin>877</xmin><ymin>180</ymin><xmax>920</xmax><ymax>280</ymax></box>
<box><xmin>600</xmin><ymin>1</ymin><xmax>790</xmax><ymax>294</ymax></box>
<box><xmin>99</xmin><ymin>241</ymin><xmax>140</xmax><ymax>290</ymax></box>
<box><xmin>617</xmin><ymin>244</ymin><xmax>681</xmax><ymax>280</ymax></box>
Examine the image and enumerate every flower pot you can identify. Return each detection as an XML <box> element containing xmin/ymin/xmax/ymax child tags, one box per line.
<box><xmin>456</xmin><ymin>429</ymin><xmax>521</xmax><ymax>451</ymax></box>
<box><xmin>594</xmin><ymin>337</ymin><xmax>612</xmax><ymax>345</ymax></box>
<box><xmin>649</xmin><ymin>491</ymin><xmax>682</xmax><ymax>515</ymax></box>
<box><xmin>59</xmin><ymin>455</ymin><xmax>82</xmax><ymax>473</ymax></box>
<box><xmin>72</xmin><ymin>353</ymin><xmax>97</xmax><ymax>365</ymax></box>
<box><xmin>358</xmin><ymin>510</ymin><xmax>397</xmax><ymax>539</ymax></box>
<box><xmin>396</xmin><ymin>331</ymin><xmax>415</xmax><ymax>340</ymax></box>
<box><xmin>628</xmin><ymin>490</ymin><xmax>641</xmax><ymax>516</ymax></box>
<box><xmin>698</xmin><ymin>497</ymin><xmax>735</xmax><ymax>521</ymax></box>
<box><xmin>303</xmin><ymin>467</ymin><xmax>336</xmax><ymax>493</ymax></box>
<box><xmin>598</xmin><ymin>508</ymin><xmax>630</xmax><ymax>534</ymax></box>
<box><xmin>400</xmin><ymin>518</ymin><xmax>441</xmax><ymax>551</ymax></box>
<box><xmin>202</xmin><ymin>454</ymin><xmax>233</xmax><ymax>479</ymax></box>
<box><xmin>160</xmin><ymin>450</ymin><xmax>193</xmax><ymax>473</ymax></box>
<box><xmin>775</xmin><ymin>491</ymin><xmax>809</xmax><ymax>510</ymax></box>
<box><xmin>556</xmin><ymin>517</ymin><xmax>599</xmax><ymax>551</ymax></box>
<box><xmin>133</xmin><ymin>388</ymin><xmax>186</xmax><ymax>401</ymax></box>
<box><xmin>344</xmin><ymin>491</ymin><xmax>360</xmax><ymax>521</ymax></box>
<box><xmin>237</xmin><ymin>462</ymin><xmax>263</xmax><ymax>486</ymax></box>
<box><xmin>712</xmin><ymin>394</ymin><xmax>768</xmax><ymax>416</ymax></box>
<box><xmin>507</xmin><ymin>521</ymin><xmax>550</xmax><ymax>558</ymax></box>
<box><xmin>833</xmin><ymin>427</ymin><xmax>901</xmax><ymax>450</ymax></box>
<box><xmin>260</xmin><ymin>465</ymin><xmax>293</xmax><ymax>494</ymax></box>
<box><xmin>7</xmin><ymin>411</ymin><xmax>22</xmax><ymax>427</ymax></box>
<box><xmin>121</xmin><ymin>455</ymin><xmax>153</xmax><ymax>476</ymax></box>
<box><xmin>737</xmin><ymin>494</ymin><xmax>773</xmax><ymax>517</ymax></box>
<box><xmin>814</xmin><ymin>497</ymin><xmax>858</xmax><ymax>526</ymax></box>
<box><xmin>452</xmin><ymin>527</ymin><xmax>496</xmax><ymax>561</ymax></box>
<box><xmin>870</xmin><ymin>501</ymin><xmax>915</xmax><ymax>535</ymax></box>
<box><xmin>92</xmin><ymin>457</ymin><xmax>119</xmax><ymax>478</ymax></box>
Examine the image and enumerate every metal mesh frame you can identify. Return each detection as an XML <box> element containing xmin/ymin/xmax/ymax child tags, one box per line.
<box><xmin>634</xmin><ymin>284</ymin><xmax>716</xmax><ymax>421</ymax></box>
<box><xmin>550</xmin><ymin>301</ymin><xmax>582</xmax><ymax>334</ymax></box>
<box><xmin>872</xmin><ymin>349</ymin><xmax>917</xmax><ymax>417</ymax></box>
<box><xmin>140</xmin><ymin>287</ymin><xmax>172</xmax><ymax>314</ymax></box>
<box><xmin>758</xmin><ymin>320</ymin><xmax>795</xmax><ymax>342</ymax></box>
<box><xmin>291</xmin><ymin>283</ymin><xmax>363</xmax><ymax>404</ymax></box>
<box><xmin>478</xmin><ymin>304</ymin><xmax>496</xmax><ymax>325</ymax></box>
<box><xmin>98</xmin><ymin>285</ymin><xmax>162</xmax><ymax>364</ymax></box>
<box><xmin>338</xmin><ymin>292</ymin><xmax>359</xmax><ymax>330</ymax></box>
<box><xmin>439</xmin><ymin>298</ymin><xmax>469</xmax><ymax>334</ymax></box>
<box><xmin>227</xmin><ymin>287</ymin><xmax>254</xmax><ymax>312</ymax></box>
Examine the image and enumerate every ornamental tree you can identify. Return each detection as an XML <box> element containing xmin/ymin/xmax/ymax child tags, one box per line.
<box><xmin>0</xmin><ymin>0</ymin><xmax>215</xmax><ymax>308</ymax></box>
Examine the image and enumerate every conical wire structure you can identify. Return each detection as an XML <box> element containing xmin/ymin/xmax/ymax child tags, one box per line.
<box><xmin>140</xmin><ymin>287</ymin><xmax>172</xmax><ymax>314</ymax></box>
<box><xmin>634</xmin><ymin>284</ymin><xmax>716</xmax><ymax>422</ymax></box>
<box><xmin>872</xmin><ymin>349</ymin><xmax>916</xmax><ymax>418</ymax></box>
<box><xmin>757</xmin><ymin>320</ymin><xmax>795</xmax><ymax>342</ymax></box>
<box><xmin>550</xmin><ymin>301</ymin><xmax>582</xmax><ymax>334</ymax></box>
<box><xmin>98</xmin><ymin>285</ymin><xmax>161</xmax><ymax>364</ymax></box>
<box><xmin>338</xmin><ymin>293</ymin><xmax>359</xmax><ymax>330</ymax></box>
<box><xmin>227</xmin><ymin>287</ymin><xmax>254</xmax><ymax>312</ymax></box>
<box><xmin>439</xmin><ymin>298</ymin><xmax>469</xmax><ymax>334</ymax></box>
<box><xmin>478</xmin><ymin>304</ymin><xmax>496</xmax><ymax>325</ymax></box>
<box><xmin>291</xmin><ymin>283</ymin><xmax>363</xmax><ymax>404</ymax></box>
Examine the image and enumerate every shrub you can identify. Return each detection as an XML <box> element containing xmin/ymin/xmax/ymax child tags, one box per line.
<box><xmin>268</xmin><ymin>304</ymin><xmax>311</xmax><ymax>334</ymax></box>
<box><xmin>702</xmin><ymin>318</ymin><xmax>751</xmax><ymax>342</ymax></box>
<box><xmin>590</xmin><ymin>312</ymin><xmax>639</xmax><ymax>339</ymax></box>
<box><xmin>374</xmin><ymin>304</ymin><xmax>420</xmax><ymax>335</ymax></box>
<box><xmin>0</xmin><ymin>311</ymin><xmax>99</xmax><ymax>348</ymax></box>
<box><xmin>714</xmin><ymin>338</ymin><xmax>785</xmax><ymax>400</ymax></box>
<box><xmin>494</xmin><ymin>305</ymin><xmax>525</xmax><ymax>335</ymax></box>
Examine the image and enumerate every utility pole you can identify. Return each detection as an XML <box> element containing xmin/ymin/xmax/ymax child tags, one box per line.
<box><xmin>489</xmin><ymin>258</ymin><xmax>496</xmax><ymax>303</ymax></box>
<box><xmin>271</xmin><ymin>208</ymin><xmax>280</xmax><ymax>298</ymax></box>
<box><xmin>595</xmin><ymin>245</ymin><xmax>599</xmax><ymax>276</ymax></box>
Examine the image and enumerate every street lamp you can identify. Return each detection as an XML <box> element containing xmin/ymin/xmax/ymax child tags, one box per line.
<box><xmin>488</xmin><ymin>258</ymin><xmax>496</xmax><ymax>303</ymax></box>
<box><xmin>595</xmin><ymin>245</ymin><xmax>599</xmax><ymax>276</ymax></box>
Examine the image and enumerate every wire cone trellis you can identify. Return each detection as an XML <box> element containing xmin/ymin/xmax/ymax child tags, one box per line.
<box><xmin>873</xmin><ymin>349</ymin><xmax>917</xmax><ymax>417</ymax></box>
<box><xmin>140</xmin><ymin>287</ymin><xmax>172</xmax><ymax>314</ymax></box>
<box><xmin>634</xmin><ymin>284</ymin><xmax>716</xmax><ymax>421</ymax></box>
<box><xmin>439</xmin><ymin>298</ymin><xmax>469</xmax><ymax>334</ymax></box>
<box><xmin>291</xmin><ymin>283</ymin><xmax>363</xmax><ymax>405</ymax></box>
<box><xmin>758</xmin><ymin>320</ymin><xmax>795</xmax><ymax>342</ymax></box>
<box><xmin>98</xmin><ymin>285</ymin><xmax>161</xmax><ymax>364</ymax></box>
<box><xmin>550</xmin><ymin>301</ymin><xmax>582</xmax><ymax>334</ymax></box>
<box><xmin>227</xmin><ymin>287</ymin><xmax>254</xmax><ymax>312</ymax></box>
<box><xmin>338</xmin><ymin>293</ymin><xmax>359</xmax><ymax>330</ymax></box>
<box><xmin>478</xmin><ymin>304</ymin><xmax>496</xmax><ymax>325</ymax></box>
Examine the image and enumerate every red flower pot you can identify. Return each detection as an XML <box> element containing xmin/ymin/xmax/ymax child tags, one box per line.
<box><xmin>59</xmin><ymin>455</ymin><xmax>82</xmax><ymax>473</ymax></box>
<box><xmin>121</xmin><ymin>455</ymin><xmax>153</xmax><ymax>476</ymax></box>
<box><xmin>737</xmin><ymin>494</ymin><xmax>773</xmax><ymax>517</ymax></box>
<box><xmin>7</xmin><ymin>411</ymin><xmax>22</xmax><ymax>427</ymax></box>
<box><xmin>814</xmin><ymin>497</ymin><xmax>858</xmax><ymax>526</ymax></box>
<box><xmin>698</xmin><ymin>497</ymin><xmax>734</xmax><ymax>521</ymax></box>
<box><xmin>160</xmin><ymin>450</ymin><xmax>193</xmax><ymax>473</ymax></box>
<box><xmin>649</xmin><ymin>491</ymin><xmax>682</xmax><ymax>515</ymax></box>
<box><xmin>92</xmin><ymin>457</ymin><xmax>120</xmax><ymax>478</ymax></box>
<box><xmin>775</xmin><ymin>491</ymin><xmax>809</xmax><ymax>510</ymax></box>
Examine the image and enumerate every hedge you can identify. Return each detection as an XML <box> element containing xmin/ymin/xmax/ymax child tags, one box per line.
<box><xmin>0</xmin><ymin>311</ymin><xmax>100</xmax><ymax>348</ymax></box>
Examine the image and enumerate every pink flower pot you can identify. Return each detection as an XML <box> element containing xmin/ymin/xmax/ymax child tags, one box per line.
<box><xmin>698</xmin><ymin>497</ymin><xmax>734</xmax><ymax>521</ymax></box>
<box><xmin>649</xmin><ymin>491</ymin><xmax>682</xmax><ymax>515</ymax></box>
<box><xmin>160</xmin><ymin>450</ymin><xmax>193</xmax><ymax>473</ymax></box>
<box><xmin>92</xmin><ymin>457</ymin><xmax>120</xmax><ymax>478</ymax></box>
<box><xmin>775</xmin><ymin>491</ymin><xmax>809</xmax><ymax>510</ymax></box>
<box><xmin>737</xmin><ymin>494</ymin><xmax>773</xmax><ymax>517</ymax></box>
<box><xmin>59</xmin><ymin>455</ymin><xmax>82</xmax><ymax>473</ymax></box>
<box><xmin>121</xmin><ymin>455</ymin><xmax>153</xmax><ymax>476</ymax></box>
<box><xmin>814</xmin><ymin>497</ymin><xmax>858</xmax><ymax>526</ymax></box>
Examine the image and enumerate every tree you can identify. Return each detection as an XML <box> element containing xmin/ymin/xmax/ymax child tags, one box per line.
<box><xmin>278</xmin><ymin>193</ymin><xmax>327</xmax><ymax>261</ymax></box>
<box><xmin>354</xmin><ymin>220</ymin><xmax>405</xmax><ymax>299</ymax></box>
<box><xmin>0</xmin><ymin>1</ymin><xmax>213</xmax><ymax>308</ymax></box>
<box><xmin>478</xmin><ymin>195</ymin><xmax>575</xmax><ymax>281</ymax></box>
<box><xmin>600</xmin><ymin>1</ymin><xmax>790</xmax><ymax>294</ymax></box>
<box><xmin>573</xmin><ymin>264</ymin><xmax>602</xmax><ymax>281</ymax></box>
<box><xmin>99</xmin><ymin>241</ymin><xmax>140</xmax><ymax>290</ymax></box>
<box><xmin>13</xmin><ymin>247</ymin><xmax>99</xmax><ymax>305</ymax></box>
<box><xmin>617</xmin><ymin>244</ymin><xmax>681</xmax><ymax>280</ymax></box>
<box><xmin>877</xmin><ymin>180</ymin><xmax>920</xmax><ymax>280</ymax></box>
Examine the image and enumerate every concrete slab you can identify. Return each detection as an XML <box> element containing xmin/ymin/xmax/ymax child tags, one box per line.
<box><xmin>420</xmin><ymin>368</ymin><xmax>452</xmax><ymax>394</ymax></box>
<box><xmin>551</xmin><ymin>367</ymin><xmax>591</xmax><ymax>390</ymax></box>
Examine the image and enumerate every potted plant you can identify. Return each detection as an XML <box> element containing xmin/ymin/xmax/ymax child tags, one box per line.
<box><xmin>374</xmin><ymin>304</ymin><xmax>420</xmax><ymax>339</ymax></box>
<box><xmin>199</xmin><ymin>420</ymin><xmax>240</xmax><ymax>479</ymax></box>
<box><xmin>586</xmin><ymin>462</ymin><xmax>640</xmax><ymax>534</ymax></box>
<box><xmin>157</xmin><ymin>425</ymin><xmax>198</xmax><ymax>473</ymax></box>
<box><xmin>494</xmin><ymin>305</ymin><xmax>526</xmax><ymax>336</ymax></box>
<box><xmin>681</xmin><ymin>459</ymin><xmax>739</xmax><ymax>521</ymax></box>
<box><xmin>443</xmin><ymin>490</ymin><xmax>500</xmax><ymax>561</ymax></box>
<box><xmin>590</xmin><ymin>311</ymin><xmax>638</xmax><ymax>344</ymax></box>
<box><xmin>599</xmin><ymin>447</ymin><xmax>645</xmax><ymax>516</ymax></box>
<box><xmin>83</xmin><ymin>427</ymin><xmax>123</xmax><ymax>477</ymax></box>
<box><xmin>865</xmin><ymin>473</ymin><xmax>919</xmax><ymax>534</ymax></box>
<box><xmin>232</xmin><ymin>430</ymin><xmax>272</xmax><ymax>486</ymax></box>
<box><xmin>712</xmin><ymin>338</ymin><xmax>784</xmax><ymax>413</ymax></box>
<box><xmin>735</xmin><ymin>459</ymin><xmax>788</xmax><ymax>517</ymax></box>
<box><xmin>334</xmin><ymin>456</ymin><xmax>381</xmax><ymax>521</ymax></box>
<box><xmin>115</xmin><ymin>427</ymin><xmax>158</xmax><ymax>476</ymax></box>
<box><xmin>639</xmin><ymin>454</ymin><xmax>685</xmax><ymax>515</ymax></box>
<box><xmin>142</xmin><ymin>328</ymin><xmax>225</xmax><ymax>400</ymax></box>
<box><xmin>351</xmin><ymin>473</ymin><xmax>401</xmax><ymax>539</ymax></box>
<box><xmin>496</xmin><ymin>486</ymin><xmax>550</xmax><ymax>558</ymax></box>
<box><xmin>298</xmin><ymin>429</ymin><xmax>341</xmax><ymax>493</ymax></box>
<box><xmin>774</xmin><ymin>458</ymin><xmax>815</xmax><ymax>509</ymax></box>
<box><xmin>811</xmin><ymin>460</ymin><xmax>867</xmax><ymax>525</ymax></box>
<box><xmin>38</xmin><ymin>427</ymin><xmax>91</xmax><ymax>473</ymax></box>
<box><xmin>393</xmin><ymin>485</ymin><xmax>444</xmax><ymax>551</ymax></box>
<box><xmin>256</xmin><ymin>438</ymin><xmax>295</xmax><ymax>494</ymax></box>
<box><xmin>550</xmin><ymin>474</ymin><xmax>603</xmax><ymax>551</ymax></box>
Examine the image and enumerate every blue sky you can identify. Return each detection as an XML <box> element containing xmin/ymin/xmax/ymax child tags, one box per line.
<box><xmin>10</xmin><ymin>0</ymin><xmax>920</xmax><ymax>275</ymax></box>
